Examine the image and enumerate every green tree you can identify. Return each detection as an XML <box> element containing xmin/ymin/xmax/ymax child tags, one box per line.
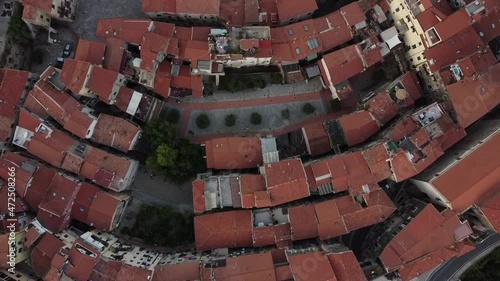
<box><xmin>250</xmin><ymin>112</ymin><xmax>262</xmax><ymax>125</ymax></box>
<box><xmin>302</xmin><ymin>103</ymin><xmax>316</xmax><ymax>115</ymax></box>
<box><xmin>155</xmin><ymin>144</ymin><xmax>178</xmax><ymax>167</ymax></box>
<box><xmin>166</xmin><ymin>109</ymin><xmax>180</xmax><ymax>124</ymax></box>
<box><xmin>281</xmin><ymin>108</ymin><xmax>290</xmax><ymax>119</ymax></box>
<box><xmin>196</xmin><ymin>113</ymin><xmax>210</xmax><ymax>129</ymax></box>
<box><xmin>330</xmin><ymin>99</ymin><xmax>342</xmax><ymax>112</ymax></box>
<box><xmin>225</xmin><ymin>114</ymin><xmax>236</xmax><ymax>127</ymax></box>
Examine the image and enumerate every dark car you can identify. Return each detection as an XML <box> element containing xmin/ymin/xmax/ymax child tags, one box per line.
<box><xmin>63</xmin><ymin>43</ymin><xmax>72</xmax><ymax>57</ymax></box>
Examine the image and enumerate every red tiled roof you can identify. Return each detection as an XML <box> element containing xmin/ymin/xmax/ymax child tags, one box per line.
<box><xmin>362</xmin><ymin>143</ymin><xmax>392</xmax><ymax>182</ymax></box>
<box><xmin>432</xmin><ymin>9</ymin><xmax>471</xmax><ymax>43</ymax></box>
<box><xmin>343</xmin><ymin>189</ymin><xmax>396</xmax><ymax>231</ymax></box>
<box><xmin>23</xmin><ymin>0</ymin><xmax>52</xmax><ymax>13</ymax></box>
<box><xmin>399</xmin><ymin>71</ymin><xmax>424</xmax><ymax>102</ymax></box>
<box><xmin>302</xmin><ymin>122</ymin><xmax>331</xmax><ymax>156</ymax></box>
<box><xmin>276</xmin><ymin>0</ymin><xmax>317</xmax><ymax>21</ymax></box>
<box><xmin>80</xmin><ymin>146</ymin><xmax>135</xmax><ymax>191</ymax></box>
<box><xmin>194</xmin><ymin>210</ymin><xmax>253</xmax><ymax>251</ymax></box>
<box><xmin>206</xmin><ymin>252</ymin><xmax>276</xmax><ymax>280</ymax></box>
<box><xmin>28</xmin><ymin>80</ymin><xmax>94</xmax><ymax>139</ymax></box>
<box><xmin>473</xmin><ymin>6</ymin><xmax>500</xmax><ymax>44</ymax></box>
<box><xmin>447</xmin><ymin>65</ymin><xmax>500</xmax><ymax>128</ymax></box>
<box><xmin>426</xmin><ymin>26</ymin><xmax>484</xmax><ymax>73</ymax></box>
<box><xmin>89</xmin><ymin>259</ymin><xmax>123</xmax><ymax>281</ymax></box>
<box><xmin>340</xmin><ymin>2</ymin><xmax>366</xmax><ymax>26</ymax></box>
<box><xmin>398</xmin><ymin>246</ymin><xmax>462</xmax><ymax>281</ymax></box>
<box><xmin>314</xmin><ymin>11</ymin><xmax>353</xmax><ymax>51</ymax></box>
<box><xmin>271</xmin><ymin>19</ymin><xmax>323</xmax><ymax>62</ymax></box>
<box><xmin>25</xmin><ymin>166</ymin><xmax>55</xmax><ymax>212</ymax></box>
<box><xmin>75</xmin><ymin>39</ymin><xmax>106</xmax><ymax>65</ymax></box>
<box><xmin>388</xmin><ymin>116</ymin><xmax>420</xmax><ymax>142</ymax></box>
<box><xmin>65</xmin><ymin>241</ymin><xmax>100</xmax><ymax>281</ymax></box>
<box><xmin>205</xmin><ymin>137</ymin><xmax>263</xmax><ymax>169</ymax></box>
<box><xmin>96</xmin><ymin>18</ymin><xmax>152</xmax><ymax>45</ymax></box>
<box><xmin>288</xmin><ymin>252</ymin><xmax>337</xmax><ymax>281</ymax></box>
<box><xmin>417</xmin><ymin>9</ymin><xmax>443</xmax><ymax>32</ymax></box>
<box><xmin>142</xmin><ymin>0</ymin><xmax>176</xmax><ymax>13</ymax></box>
<box><xmin>431</xmin><ymin>133</ymin><xmax>500</xmax><ymax>213</ymax></box>
<box><xmin>37</xmin><ymin>174</ymin><xmax>81</xmax><ymax>232</ymax></box>
<box><xmin>0</xmin><ymin>69</ymin><xmax>30</xmax><ymax>142</ymax></box>
<box><xmin>380</xmin><ymin>204</ymin><xmax>472</xmax><ymax>271</ymax></box>
<box><xmin>88</xmin><ymin>67</ymin><xmax>121</xmax><ymax>104</ymax></box>
<box><xmin>367</xmin><ymin>92</ymin><xmax>399</xmax><ymax>126</ymax></box>
<box><xmin>244</xmin><ymin>0</ymin><xmax>259</xmax><ymax>24</ymax></box>
<box><xmin>192</xmin><ymin>180</ymin><xmax>207</xmax><ymax>213</ymax></box>
<box><xmin>338</xmin><ymin>111</ymin><xmax>380</xmax><ymax>146</ymax></box>
<box><xmin>289</xmin><ymin>204</ymin><xmax>319</xmax><ymax>240</ymax></box>
<box><xmin>327</xmin><ymin>251</ymin><xmax>367</xmax><ymax>281</ymax></box>
<box><xmin>31</xmin><ymin>233</ymin><xmax>65</xmax><ymax>279</ymax></box>
<box><xmin>314</xmin><ymin>199</ymin><xmax>348</xmax><ymax>239</ymax></box>
<box><xmin>92</xmin><ymin>114</ymin><xmax>141</xmax><ymax>152</ymax></box>
<box><xmin>263</xmin><ymin>159</ymin><xmax>310</xmax><ymax>206</ymax></box>
<box><xmin>152</xmin><ymin>262</ymin><xmax>200</xmax><ymax>281</ymax></box>
<box><xmin>457</xmin><ymin>48</ymin><xmax>497</xmax><ymax>78</ymax></box>
<box><xmin>103</xmin><ymin>38</ymin><xmax>127</xmax><ymax>72</ymax></box>
<box><xmin>275</xmin><ymin>265</ymin><xmax>293</xmax><ymax>281</ymax></box>
<box><xmin>60</xmin><ymin>59</ymin><xmax>92</xmax><ymax>94</ymax></box>
<box><xmin>319</xmin><ymin>45</ymin><xmax>364</xmax><ymax>87</ymax></box>
<box><xmin>479</xmin><ymin>190</ymin><xmax>500</xmax><ymax>232</ymax></box>
<box><xmin>116</xmin><ymin>263</ymin><xmax>153</xmax><ymax>281</ymax></box>
<box><xmin>176</xmin><ymin>0</ymin><xmax>220</xmax><ymax>14</ymax></box>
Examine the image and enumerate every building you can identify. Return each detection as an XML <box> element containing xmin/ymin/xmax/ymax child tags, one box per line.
<box><xmin>142</xmin><ymin>0</ymin><xmax>318</xmax><ymax>27</ymax></box>
<box><xmin>115</xmin><ymin>86</ymin><xmax>164</xmax><ymax>122</ymax></box>
<box><xmin>379</xmin><ymin>204</ymin><xmax>474</xmax><ymax>281</ymax></box>
<box><xmin>21</xmin><ymin>0</ymin><xmax>77</xmax><ymax>42</ymax></box>
<box><xmin>194</xmin><ymin>187</ymin><xmax>395</xmax><ymax>251</ymax></box>
<box><xmin>319</xmin><ymin>38</ymin><xmax>383</xmax><ymax>99</ymax></box>
<box><xmin>74</xmin><ymin>39</ymin><xmax>106</xmax><ymax>66</ymax></box>
<box><xmin>59</xmin><ymin>59</ymin><xmax>95</xmax><ymax>96</ymax></box>
<box><xmin>0</xmin><ymin>69</ymin><xmax>33</xmax><ymax>149</ymax></box>
<box><xmin>23</xmin><ymin>69</ymin><xmax>142</xmax><ymax>153</ymax></box>
<box><xmin>13</xmin><ymin>109</ymin><xmax>139</xmax><ymax>192</ymax></box>
<box><xmin>411</xmin><ymin>120</ymin><xmax>500</xmax><ymax>214</ymax></box>
<box><xmin>203</xmin><ymin>137</ymin><xmax>279</xmax><ymax>170</ymax></box>
<box><xmin>194</xmin><ymin>157</ymin><xmax>309</xmax><ymax>213</ymax></box>
<box><xmin>446</xmin><ymin>63</ymin><xmax>500</xmax><ymax>128</ymax></box>
<box><xmin>0</xmin><ymin>152</ymin><xmax>130</xmax><ymax>232</ymax></box>
<box><xmin>470</xmin><ymin>189</ymin><xmax>500</xmax><ymax>233</ymax></box>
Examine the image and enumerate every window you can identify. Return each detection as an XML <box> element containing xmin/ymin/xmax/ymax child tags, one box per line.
<box><xmin>304</xmin><ymin>24</ymin><xmax>309</xmax><ymax>31</ymax></box>
<box><xmin>288</xmin><ymin>29</ymin><xmax>294</xmax><ymax>35</ymax></box>
<box><xmin>295</xmin><ymin>47</ymin><xmax>301</xmax><ymax>55</ymax></box>
<box><xmin>307</xmin><ymin>38</ymin><xmax>319</xmax><ymax>50</ymax></box>
<box><xmin>417</xmin><ymin>56</ymin><xmax>421</xmax><ymax>61</ymax></box>
<box><xmin>395</xmin><ymin>7</ymin><xmax>400</xmax><ymax>13</ymax></box>
<box><xmin>412</xmin><ymin>44</ymin><xmax>417</xmax><ymax>49</ymax></box>
<box><xmin>418</xmin><ymin>42</ymin><xmax>422</xmax><ymax>46</ymax></box>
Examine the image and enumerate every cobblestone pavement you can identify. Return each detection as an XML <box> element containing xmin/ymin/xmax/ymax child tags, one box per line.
<box><xmin>72</xmin><ymin>0</ymin><xmax>146</xmax><ymax>40</ymax></box>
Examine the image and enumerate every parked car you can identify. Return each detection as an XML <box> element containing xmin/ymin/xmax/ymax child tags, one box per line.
<box><xmin>63</xmin><ymin>44</ymin><xmax>72</xmax><ymax>57</ymax></box>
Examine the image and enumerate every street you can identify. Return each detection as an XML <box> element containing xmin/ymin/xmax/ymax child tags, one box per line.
<box><xmin>427</xmin><ymin>233</ymin><xmax>500</xmax><ymax>281</ymax></box>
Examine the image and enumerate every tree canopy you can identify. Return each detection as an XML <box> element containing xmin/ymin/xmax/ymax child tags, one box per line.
<box><xmin>143</xmin><ymin>120</ymin><xmax>205</xmax><ymax>183</ymax></box>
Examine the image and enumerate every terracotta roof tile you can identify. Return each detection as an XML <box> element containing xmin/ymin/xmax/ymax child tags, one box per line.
<box><xmin>91</xmin><ymin>114</ymin><xmax>141</xmax><ymax>152</ymax></box>
<box><xmin>340</xmin><ymin>2</ymin><xmax>366</xmax><ymax>26</ymax></box>
<box><xmin>367</xmin><ymin>92</ymin><xmax>399</xmax><ymax>126</ymax></box>
<box><xmin>473</xmin><ymin>6</ymin><xmax>500</xmax><ymax>44</ymax></box>
<box><xmin>289</xmin><ymin>204</ymin><xmax>319</xmax><ymax>240</ymax></box>
<box><xmin>327</xmin><ymin>251</ymin><xmax>367</xmax><ymax>281</ymax></box>
<box><xmin>103</xmin><ymin>38</ymin><xmax>127</xmax><ymax>72</ymax></box>
<box><xmin>314</xmin><ymin>11</ymin><xmax>353</xmax><ymax>51</ymax></box>
<box><xmin>60</xmin><ymin>59</ymin><xmax>92</xmax><ymax>94</ymax></box>
<box><xmin>88</xmin><ymin>67</ymin><xmax>121</xmax><ymax>104</ymax></box>
<box><xmin>320</xmin><ymin>45</ymin><xmax>364</xmax><ymax>87</ymax></box>
<box><xmin>314</xmin><ymin>199</ymin><xmax>348</xmax><ymax>239</ymax></box>
<box><xmin>388</xmin><ymin>116</ymin><xmax>420</xmax><ymax>142</ymax></box>
<box><xmin>194</xmin><ymin>210</ymin><xmax>253</xmax><ymax>251</ymax></box>
<box><xmin>263</xmin><ymin>159</ymin><xmax>310</xmax><ymax>205</ymax></box>
<box><xmin>426</xmin><ymin>26</ymin><xmax>484</xmax><ymax>73</ymax></box>
<box><xmin>432</xmin><ymin>132</ymin><xmax>500</xmax><ymax>213</ymax></box>
<box><xmin>31</xmin><ymin>233</ymin><xmax>65</xmax><ymax>278</ymax></box>
<box><xmin>479</xmin><ymin>190</ymin><xmax>500</xmax><ymax>232</ymax></box>
<box><xmin>276</xmin><ymin>0</ymin><xmax>317</xmax><ymax>21</ymax></box>
<box><xmin>0</xmin><ymin>69</ymin><xmax>30</xmax><ymax>142</ymax></box>
<box><xmin>205</xmin><ymin>137</ymin><xmax>262</xmax><ymax>169</ymax></box>
<box><xmin>96</xmin><ymin>18</ymin><xmax>152</xmax><ymax>45</ymax></box>
<box><xmin>302</xmin><ymin>122</ymin><xmax>331</xmax><ymax>156</ymax></box>
<box><xmin>337</xmin><ymin>111</ymin><xmax>380</xmax><ymax>146</ymax></box>
<box><xmin>152</xmin><ymin>261</ymin><xmax>200</xmax><ymax>281</ymax></box>
<box><xmin>65</xmin><ymin>240</ymin><xmax>100</xmax><ymax>281</ymax></box>
<box><xmin>288</xmin><ymin>252</ymin><xmax>336</xmax><ymax>281</ymax></box>
<box><xmin>75</xmin><ymin>39</ymin><xmax>106</xmax><ymax>65</ymax></box>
